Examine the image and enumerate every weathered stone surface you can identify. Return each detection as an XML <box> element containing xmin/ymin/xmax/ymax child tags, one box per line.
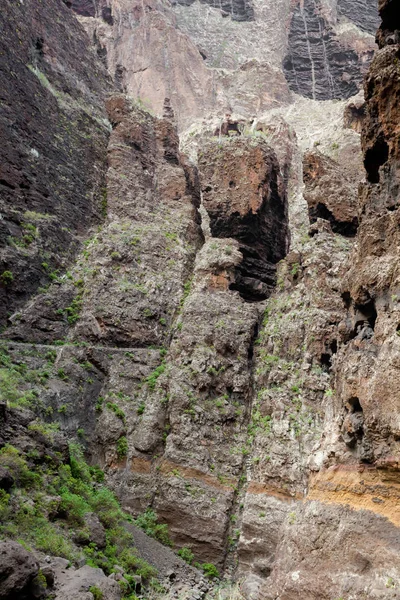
<box><xmin>54</xmin><ymin>565</ymin><xmax>121</xmax><ymax>600</ymax></box>
<box><xmin>0</xmin><ymin>541</ymin><xmax>39</xmax><ymax>599</ymax></box>
<box><xmin>337</xmin><ymin>0</ymin><xmax>380</xmax><ymax>35</ymax></box>
<box><xmin>2</xmin><ymin>0</ymin><xmax>399</xmax><ymax>598</ymax></box>
<box><xmin>83</xmin><ymin>513</ymin><xmax>107</xmax><ymax>548</ymax></box>
<box><xmin>262</xmin><ymin>501</ymin><xmax>400</xmax><ymax>600</ymax></box>
<box><xmin>173</xmin><ymin>0</ymin><xmax>254</xmax><ymax>22</ymax></box>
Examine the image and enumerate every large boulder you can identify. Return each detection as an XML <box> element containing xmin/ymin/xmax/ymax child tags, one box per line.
<box><xmin>0</xmin><ymin>541</ymin><xmax>39</xmax><ymax>599</ymax></box>
<box><xmin>54</xmin><ymin>565</ymin><xmax>121</xmax><ymax>600</ymax></box>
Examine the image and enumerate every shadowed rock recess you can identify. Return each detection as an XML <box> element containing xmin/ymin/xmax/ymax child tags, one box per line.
<box><xmin>2</xmin><ymin>0</ymin><xmax>400</xmax><ymax>599</ymax></box>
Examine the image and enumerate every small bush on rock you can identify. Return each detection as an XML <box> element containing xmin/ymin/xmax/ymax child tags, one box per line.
<box><xmin>89</xmin><ymin>586</ymin><xmax>104</xmax><ymax>600</ymax></box>
<box><xmin>202</xmin><ymin>562</ymin><xmax>220</xmax><ymax>579</ymax></box>
<box><xmin>177</xmin><ymin>546</ymin><xmax>194</xmax><ymax>565</ymax></box>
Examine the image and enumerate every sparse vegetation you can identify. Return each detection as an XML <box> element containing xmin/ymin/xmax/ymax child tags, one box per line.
<box><xmin>0</xmin><ymin>270</ymin><xmax>14</xmax><ymax>285</ymax></box>
<box><xmin>177</xmin><ymin>546</ymin><xmax>194</xmax><ymax>565</ymax></box>
<box><xmin>0</xmin><ymin>439</ymin><xmax>157</xmax><ymax>595</ymax></box>
<box><xmin>106</xmin><ymin>402</ymin><xmax>126</xmax><ymax>424</ymax></box>
<box><xmin>144</xmin><ymin>362</ymin><xmax>166</xmax><ymax>390</ymax></box>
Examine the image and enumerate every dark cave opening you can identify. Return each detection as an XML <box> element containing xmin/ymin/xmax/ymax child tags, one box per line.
<box><xmin>364</xmin><ymin>136</ymin><xmax>389</xmax><ymax>184</ymax></box>
<box><xmin>347</xmin><ymin>396</ymin><xmax>363</xmax><ymax>413</ymax></box>
<box><xmin>320</xmin><ymin>339</ymin><xmax>338</xmax><ymax>370</ymax></box>
<box><xmin>348</xmin><ymin>298</ymin><xmax>377</xmax><ymax>341</ymax></box>
<box><xmin>309</xmin><ymin>202</ymin><xmax>358</xmax><ymax>237</ymax></box>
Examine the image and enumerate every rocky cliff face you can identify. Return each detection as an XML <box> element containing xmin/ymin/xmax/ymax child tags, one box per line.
<box><xmin>0</xmin><ymin>0</ymin><xmax>110</xmax><ymax>327</ymax></box>
<box><xmin>283</xmin><ymin>0</ymin><xmax>375</xmax><ymax>100</ymax></box>
<box><xmin>2</xmin><ymin>0</ymin><xmax>400</xmax><ymax>599</ymax></box>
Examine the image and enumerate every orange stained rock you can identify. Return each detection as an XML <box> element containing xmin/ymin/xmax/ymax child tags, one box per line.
<box><xmin>308</xmin><ymin>465</ymin><xmax>400</xmax><ymax>527</ymax></box>
<box><xmin>247</xmin><ymin>481</ymin><xmax>301</xmax><ymax>501</ymax></box>
<box><xmin>208</xmin><ymin>273</ymin><xmax>230</xmax><ymax>291</ymax></box>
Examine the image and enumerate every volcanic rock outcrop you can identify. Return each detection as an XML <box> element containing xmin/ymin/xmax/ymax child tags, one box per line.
<box><xmin>303</xmin><ymin>150</ymin><xmax>359</xmax><ymax>235</ymax></box>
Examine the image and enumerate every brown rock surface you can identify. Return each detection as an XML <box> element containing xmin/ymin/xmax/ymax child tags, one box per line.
<box><xmin>199</xmin><ymin>137</ymin><xmax>289</xmax><ymax>300</ymax></box>
<box><xmin>2</xmin><ymin>0</ymin><xmax>400</xmax><ymax>598</ymax></box>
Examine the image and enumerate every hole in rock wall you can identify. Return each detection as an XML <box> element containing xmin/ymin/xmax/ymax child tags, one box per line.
<box><xmin>35</xmin><ymin>38</ymin><xmax>44</xmax><ymax>55</ymax></box>
<box><xmin>380</xmin><ymin>0</ymin><xmax>400</xmax><ymax>32</ymax></box>
<box><xmin>311</xmin><ymin>202</ymin><xmax>358</xmax><ymax>237</ymax></box>
<box><xmin>364</xmin><ymin>135</ymin><xmax>389</xmax><ymax>183</ymax></box>
<box><xmin>102</xmin><ymin>6</ymin><xmax>114</xmax><ymax>25</ymax></box>
<box><xmin>213</xmin><ymin>120</ymin><xmax>243</xmax><ymax>137</ymax></box>
<box><xmin>225</xmin><ymin>177</ymin><xmax>288</xmax><ymax>302</ymax></box>
<box><xmin>67</xmin><ymin>0</ymin><xmax>96</xmax><ymax>17</ymax></box>
<box><xmin>247</xmin><ymin>322</ymin><xmax>259</xmax><ymax>362</ymax></box>
<box><xmin>95</xmin><ymin>32</ymin><xmax>107</xmax><ymax>65</ymax></box>
<box><xmin>342</xmin><ymin>291</ymin><xmax>351</xmax><ymax>309</ymax></box>
<box><xmin>342</xmin><ymin>396</ymin><xmax>365</xmax><ymax>449</ymax></box>
<box><xmin>203</xmin><ymin>157</ymin><xmax>289</xmax><ymax>302</ymax></box>
<box><xmin>349</xmin><ymin>298</ymin><xmax>377</xmax><ymax>341</ymax></box>
<box><xmin>343</xmin><ymin>102</ymin><xmax>366</xmax><ymax>134</ymax></box>
<box><xmin>347</xmin><ymin>396</ymin><xmax>363</xmax><ymax>413</ymax></box>
<box><xmin>320</xmin><ymin>340</ymin><xmax>337</xmax><ymax>370</ymax></box>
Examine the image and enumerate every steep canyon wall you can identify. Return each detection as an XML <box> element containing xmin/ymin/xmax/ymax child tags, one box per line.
<box><xmin>1</xmin><ymin>0</ymin><xmax>400</xmax><ymax>599</ymax></box>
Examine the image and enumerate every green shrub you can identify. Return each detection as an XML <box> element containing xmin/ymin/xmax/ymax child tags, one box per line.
<box><xmin>134</xmin><ymin>509</ymin><xmax>171</xmax><ymax>546</ymax></box>
<box><xmin>0</xmin><ymin>445</ymin><xmax>42</xmax><ymax>488</ymax></box>
<box><xmin>89</xmin><ymin>586</ymin><xmax>104</xmax><ymax>600</ymax></box>
<box><xmin>69</xmin><ymin>443</ymin><xmax>92</xmax><ymax>483</ymax></box>
<box><xmin>202</xmin><ymin>563</ymin><xmax>220</xmax><ymax>579</ymax></box>
<box><xmin>0</xmin><ymin>271</ymin><xmax>14</xmax><ymax>285</ymax></box>
<box><xmin>144</xmin><ymin>363</ymin><xmax>166</xmax><ymax>390</ymax></box>
<box><xmin>28</xmin><ymin>421</ymin><xmax>59</xmax><ymax>442</ymax></box>
<box><xmin>59</xmin><ymin>490</ymin><xmax>91</xmax><ymax>525</ymax></box>
<box><xmin>118</xmin><ymin>548</ymin><xmax>157</xmax><ymax>580</ymax></box>
<box><xmin>89</xmin><ymin>465</ymin><xmax>105</xmax><ymax>483</ymax></box>
<box><xmin>0</xmin><ymin>369</ymin><xmax>35</xmax><ymax>408</ymax></box>
<box><xmin>116</xmin><ymin>437</ymin><xmax>128</xmax><ymax>459</ymax></box>
<box><xmin>106</xmin><ymin>402</ymin><xmax>126</xmax><ymax>424</ymax></box>
<box><xmin>177</xmin><ymin>546</ymin><xmax>194</xmax><ymax>565</ymax></box>
<box><xmin>32</xmin><ymin>519</ymin><xmax>77</xmax><ymax>560</ymax></box>
<box><xmin>90</xmin><ymin>488</ymin><xmax>122</xmax><ymax>528</ymax></box>
<box><xmin>0</xmin><ymin>489</ymin><xmax>10</xmax><ymax>520</ymax></box>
